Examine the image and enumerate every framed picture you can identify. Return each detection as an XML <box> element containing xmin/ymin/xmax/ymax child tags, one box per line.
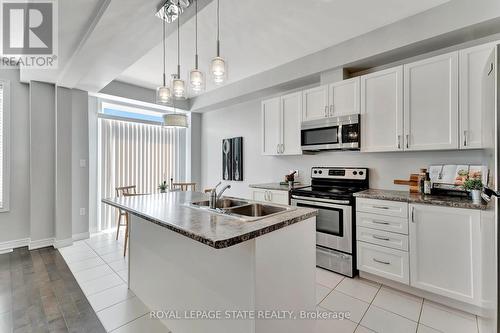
<box><xmin>222</xmin><ymin>138</ymin><xmax>232</xmax><ymax>180</ymax></box>
<box><xmin>222</xmin><ymin>137</ymin><xmax>243</xmax><ymax>181</ymax></box>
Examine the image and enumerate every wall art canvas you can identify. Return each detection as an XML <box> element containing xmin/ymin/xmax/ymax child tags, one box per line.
<box><xmin>231</xmin><ymin>137</ymin><xmax>243</xmax><ymax>181</ymax></box>
<box><xmin>222</xmin><ymin>138</ymin><xmax>233</xmax><ymax>180</ymax></box>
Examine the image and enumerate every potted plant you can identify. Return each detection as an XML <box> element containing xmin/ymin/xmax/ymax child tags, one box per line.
<box><xmin>462</xmin><ymin>177</ymin><xmax>483</xmax><ymax>204</ymax></box>
<box><xmin>158</xmin><ymin>181</ymin><xmax>168</xmax><ymax>193</ymax></box>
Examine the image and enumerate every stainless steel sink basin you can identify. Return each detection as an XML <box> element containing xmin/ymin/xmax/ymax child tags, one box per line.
<box><xmin>225</xmin><ymin>203</ymin><xmax>288</xmax><ymax>217</ymax></box>
<box><xmin>191</xmin><ymin>198</ymin><xmax>249</xmax><ymax>209</ymax></box>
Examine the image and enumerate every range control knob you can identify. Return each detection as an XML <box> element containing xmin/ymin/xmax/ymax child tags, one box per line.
<box><xmin>359</xmin><ymin>171</ymin><xmax>364</xmax><ymax>176</ymax></box>
<box><xmin>353</xmin><ymin>171</ymin><xmax>358</xmax><ymax>175</ymax></box>
<box><xmin>318</xmin><ymin>170</ymin><xmax>323</xmax><ymax>174</ymax></box>
<box><xmin>313</xmin><ymin>170</ymin><xmax>317</xmax><ymax>174</ymax></box>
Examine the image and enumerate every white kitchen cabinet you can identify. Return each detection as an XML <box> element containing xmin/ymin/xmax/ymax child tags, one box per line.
<box><xmin>251</xmin><ymin>189</ymin><xmax>289</xmax><ymax>205</ymax></box>
<box><xmin>409</xmin><ymin>204</ymin><xmax>481</xmax><ymax>305</ymax></box>
<box><xmin>261</xmin><ymin>93</ymin><xmax>302</xmax><ymax>156</ymax></box>
<box><xmin>329</xmin><ymin>77</ymin><xmax>360</xmax><ymax>116</ymax></box>
<box><xmin>302</xmin><ymin>86</ymin><xmax>328</xmax><ymax>121</ymax></box>
<box><xmin>459</xmin><ymin>43</ymin><xmax>496</xmax><ymax>149</ymax></box>
<box><xmin>361</xmin><ymin>66</ymin><xmax>404</xmax><ymax>152</ymax></box>
<box><xmin>261</xmin><ymin>97</ymin><xmax>281</xmax><ymax>155</ymax></box>
<box><xmin>403</xmin><ymin>52</ymin><xmax>459</xmax><ymax>150</ymax></box>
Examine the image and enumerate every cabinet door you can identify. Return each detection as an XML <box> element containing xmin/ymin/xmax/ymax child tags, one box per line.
<box><xmin>404</xmin><ymin>52</ymin><xmax>459</xmax><ymax>150</ymax></box>
<box><xmin>329</xmin><ymin>77</ymin><xmax>360</xmax><ymax>116</ymax></box>
<box><xmin>281</xmin><ymin>92</ymin><xmax>302</xmax><ymax>155</ymax></box>
<box><xmin>268</xmin><ymin>190</ymin><xmax>289</xmax><ymax>205</ymax></box>
<box><xmin>302</xmin><ymin>86</ymin><xmax>328</xmax><ymax>121</ymax></box>
<box><xmin>459</xmin><ymin>43</ymin><xmax>496</xmax><ymax>149</ymax></box>
<box><xmin>252</xmin><ymin>190</ymin><xmax>268</xmax><ymax>202</ymax></box>
<box><xmin>409</xmin><ymin>204</ymin><xmax>481</xmax><ymax>305</ymax></box>
<box><xmin>261</xmin><ymin>97</ymin><xmax>281</xmax><ymax>155</ymax></box>
<box><xmin>361</xmin><ymin>66</ymin><xmax>403</xmax><ymax>152</ymax></box>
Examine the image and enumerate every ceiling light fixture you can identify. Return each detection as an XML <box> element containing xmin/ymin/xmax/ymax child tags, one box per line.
<box><xmin>210</xmin><ymin>0</ymin><xmax>227</xmax><ymax>85</ymax></box>
<box><xmin>156</xmin><ymin>18</ymin><xmax>171</xmax><ymax>105</ymax></box>
<box><xmin>189</xmin><ymin>0</ymin><xmax>204</xmax><ymax>94</ymax></box>
<box><xmin>156</xmin><ymin>0</ymin><xmax>190</xmax><ymax>23</ymax></box>
<box><xmin>163</xmin><ymin>99</ymin><xmax>188</xmax><ymax>128</ymax></box>
<box><xmin>171</xmin><ymin>1</ymin><xmax>186</xmax><ymax>99</ymax></box>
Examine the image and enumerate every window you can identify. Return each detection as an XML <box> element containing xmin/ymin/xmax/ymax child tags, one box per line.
<box><xmin>0</xmin><ymin>81</ymin><xmax>10</xmax><ymax>212</ymax></box>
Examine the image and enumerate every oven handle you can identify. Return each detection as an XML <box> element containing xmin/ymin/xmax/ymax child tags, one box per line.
<box><xmin>291</xmin><ymin>197</ymin><xmax>351</xmax><ymax>208</ymax></box>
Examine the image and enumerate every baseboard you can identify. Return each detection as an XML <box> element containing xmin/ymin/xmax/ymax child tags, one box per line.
<box><xmin>0</xmin><ymin>237</ymin><xmax>30</xmax><ymax>254</ymax></box>
<box><xmin>53</xmin><ymin>238</ymin><xmax>73</xmax><ymax>249</ymax></box>
<box><xmin>72</xmin><ymin>232</ymin><xmax>90</xmax><ymax>241</ymax></box>
<box><xmin>29</xmin><ymin>237</ymin><xmax>55</xmax><ymax>250</ymax></box>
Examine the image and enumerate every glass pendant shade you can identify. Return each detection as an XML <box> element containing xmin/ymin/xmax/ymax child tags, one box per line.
<box><xmin>156</xmin><ymin>86</ymin><xmax>171</xmax><ymax>104</ymax></box>
<box><xmin>211</xmin><ymin>56</ymin><xmax>226</xmax><ymax>85</ymax></box>
<box><xmin>189</xmin><ymin>68</ymin><xmax>204</xmax><ymax>94</ymax></box>
<box><xmin>163</xmin><ymin>113</ymin><xmax>188</xmax><ymax>128</ymax></box>
<box><xmin>171</xmin><ymin>77</ymin><xmax>186</xmax><ymax>99</ymax></box>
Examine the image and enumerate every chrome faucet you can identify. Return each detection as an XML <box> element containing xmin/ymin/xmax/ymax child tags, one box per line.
<box><xmin>209</xmin><ymin>182</ymin><xmax>231</xmax><ymax>209</ymax></box>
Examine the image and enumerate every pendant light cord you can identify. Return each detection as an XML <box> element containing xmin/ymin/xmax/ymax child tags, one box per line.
<box><xmin>195</xmin><ymin>0</ymin><xmax>198</xmax><ymax>68</ymax></box>
<box><xmin>162</xmin><ymin>17</ymin><xmax>166</xmax><ymax>85</ymax></box>
<box><xmin>177</xmin><ymin>1</ymin><xmax>181</xmax><ymax>78</ymax></box>
<box><xmin>216</xmin><ymin>0</ymin><xmax>220</xmax><ymax>56</ymax></box>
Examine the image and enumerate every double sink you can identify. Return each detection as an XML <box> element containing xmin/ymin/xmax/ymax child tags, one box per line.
<box><xmin>189</xmin><ymin>197</ymin><xmax>294</xmax><ymax>221</ymax></box>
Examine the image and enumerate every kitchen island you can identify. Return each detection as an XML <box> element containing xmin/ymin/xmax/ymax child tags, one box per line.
<box><xmin>103</xmin><ymin>191</ymin><xmax>317</xmax><ymax>333</ymax></box>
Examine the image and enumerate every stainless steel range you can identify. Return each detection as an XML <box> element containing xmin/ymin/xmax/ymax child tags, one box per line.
<box><xmin>291</xmin><ymin>167</ymin><xmax>369</xmax><ymax>277</ymax></box>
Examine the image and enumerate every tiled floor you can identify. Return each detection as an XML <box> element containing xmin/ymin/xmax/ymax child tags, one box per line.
<box><xmin>316</xmin><ymin>267</ymin><xmax>481</xmax><ymax>333</ymax></box>
<box><xmin>59</xmin><ymin>231</ymin><xmax>169</xmax><ymax>333</ymax></box>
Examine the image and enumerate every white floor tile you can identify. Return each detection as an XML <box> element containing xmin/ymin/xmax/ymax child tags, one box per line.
<box><xmin>101</xmin><ymin>251</ymin><xmax>128</xmax><ymax>263</ymax></box>
<box><xmin>74</xmin><ymin>264</ymin><xmax>115</xmax><ymax>283</ymax></box>
<box><xmin>372</xmin><ymin>286</ymin><xmax>423</xmax><ymax>321</ymax></box>
<box><xmin>111</xmin><ymin>314</ymin><xmax>170</xmax><ymax>333</ymax></box>
<box><xmin>355</xmin><ymin>325</ymin><xmax>376</xmax><ymax>333</ymax></box>
<box><xmin>315</xmin><ymin>316</ymin><xmax>357</xmax><ymax>333</ymax></box>
<box><xmin>418</xmin><ymin>324</ymin><xmax>442</xmax><ymax>333</ymax></box>
<box><xmin>320</xmin><ymin>290</ymin><xmax>369</xmax><ymax>323</ymax></box>
<box><xmin>420</xmin><ymin>301</ymin><xmax>478</xmax><ymax>333</ymax></box>
<box><xmin>87</xmin><ymin>284</ymin><xmax>135</xmax><ymax>312</ymax></box>
<box><xmin>80</xmin><ymin>273</ymin><xmax>125</xmax><ymax>296</ymax></box>
<box><xmin>117</xmin><ymin>269</ymin><xmax>128</xmax><ymax>282</ymax></box>
<box><xmin>58</xmin><ymin>243</ymin><xmax>90</xmax><ymax>256</ymax></box>
<box><xmin>335</xmin><ymin>277</ymin><xmax>380</xmax><ymax>303</ymax></box>
<box><xmin>316</xmin><ymin>267</ymin><xmax>344</xmax><ymax>289</ymax></box>
<box><xmin>316</xmin><ymin>284</ymin><xmax>331</xmax><ymax>305</ymax></box>
<box><xmin>109</xmin><ymin>260</ymin><xmax>129</xmax><ymax>272</ymax></box>
<box><xmin>93</xmin><ymin>245</ymin><xmax>124</xmax><ymax>256</ymax></box>
<box><xmin>63</xmin><ymin>250</ymin><xmax>99</xmax><ymax>264</ymax></box>
<box><xmin>361</xmin><ymin>305</ymin><xmax>418</xmax><ymax>333</ymax></box>
<box><xmin>97</xmin><ymin>297</ymin><xmax>149</xmax><ymax>332</ymax></box>
<box><xmin>67</xmin><ymin>257</ymin><xmax>105</xmax><ymax>273</ymax></box>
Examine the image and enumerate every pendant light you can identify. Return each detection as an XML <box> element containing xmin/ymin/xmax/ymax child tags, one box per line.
<box><xmin>210</xmin><ymin>0</ymin><xmax>226</xmax><ymax>85</ymax></box>
<box><xmin>189</xmin><ymin>0</ymin><xmax>204</xmax><ymax>94</ymax></box>
<box><xmin>156</xmin><ymin>18</ymin><xmax>171</xmax><ymax>104</ymax></box>
<box><xmin>163</xmin><ymin>99</ymin><xmax>188</xmax><ymax>128</ymax></box>
<box><xmin>171</xmin><ymin>0</ymin><xmax>186</xmax><ymax>99</ymax></box>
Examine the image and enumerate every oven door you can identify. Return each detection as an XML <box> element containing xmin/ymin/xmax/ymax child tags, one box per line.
<box><xmin>291</xmin><ymin>197</ymin><xmax>352</xmax><ymax>254</ymax></box>
<box><xmin>301</xmin><ymin>120</ymin><xmax>341</xmax><ymax>151</ymax></box>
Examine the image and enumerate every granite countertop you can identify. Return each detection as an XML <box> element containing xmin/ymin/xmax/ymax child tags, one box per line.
<box><xmin>249</xmin><ymin>183</ymin><xmax>309</xmax><ymax>191</ymax></box>
<box><xmin>354</xmin><ymin>189</ymin><xmax>489</xmax><ymax>210</ymax></box>
<box><xmin>102</xmin><ymin>192</ymin><xmax>317</xmax><ymax>249</ymax></box>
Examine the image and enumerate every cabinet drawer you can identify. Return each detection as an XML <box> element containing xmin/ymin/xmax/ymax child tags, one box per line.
<box><xmin>357</xmin><ymin>227</ymin><xmax>408</xmax><ymax>251</ymax></box>
<box><xmin>356</xmin><ymin>198</ymin><xmax>408</xmax><ymax>218</ymax></box>
<box><xmin>356</xmin><ymin>212</ymin><xmax>408</xmax><ymax>235</ymax></box>
<box><xmin>357</xmin><ymin>241</ymin><xmax>409</xmax><ymax>284</ymax></box>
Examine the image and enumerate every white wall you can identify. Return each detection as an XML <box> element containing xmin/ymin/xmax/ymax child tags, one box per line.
<box><xmin>0</xmin><ymin>70</ymin><xmax>30</xmax><ymax>244</ymax></box>
<box><xmin>201</xmin><ymin>99</ymin><xmax>485</xmax><ymax>199</ymax></box>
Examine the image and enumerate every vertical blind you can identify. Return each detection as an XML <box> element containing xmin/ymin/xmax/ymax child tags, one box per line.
<box><xmin>98</xmin><ymin>118</ymin><xmax>183</xmax><ymax>230</ymax></box>
<box><xmin>0</xmin><ymin>83</ymin><xmax>4</xmax><ymax>208</ymax></box>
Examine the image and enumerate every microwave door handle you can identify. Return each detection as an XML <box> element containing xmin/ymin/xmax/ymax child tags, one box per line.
<box><xmin>338</xmin><ymin>124</ymin><xmax>343</xmax><ymax>145</ymax></box>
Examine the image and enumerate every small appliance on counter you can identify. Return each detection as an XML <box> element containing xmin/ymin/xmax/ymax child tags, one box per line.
<box><xmin>428</xmin><ymin>165</ymin><xmax>488</xmax><ymax>196</ymax></box>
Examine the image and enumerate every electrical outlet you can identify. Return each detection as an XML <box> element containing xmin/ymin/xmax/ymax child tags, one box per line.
<box><xmin>292</xmin><ymin>169</ymin><xmax>300</xmax><ymax>178</ymax></box>
<box><xmin>79</xmin><ymin>159</ymin><xmax>87</xmax><ymax>168</ymax></box>
<box><xmin>79</xmin><ymin>208</ymin><xmax>86</xmax><ymax>216</ymax></box>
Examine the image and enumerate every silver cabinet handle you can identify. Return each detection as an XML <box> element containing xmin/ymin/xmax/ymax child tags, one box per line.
<box><xmin>373</xmin><ymin>258</ymin><xmax>391</xmax><ymax>265</ymax></box>
<box><xmin>397</xmin><ymin>135</ymin><xmax>401</xmax><ymax>149</ymax></box>
<box><xmin>463</xmin><ymin>130</ymin><xmax>467</xmax><ymax>147</ymax></box>
<box><xmin>281</xmin><ymin>144</ymin><xmax>284</xmax><ymax>154</ymax></box>
<box><xmin>411</xmin><ymin>206</ymin><xmax>415</xmax><ymax>223</ymax></box>
<box><xmin>267</xmin><ymin>191</ymin><xmax>272</xmax><ymax>202</ymax></box>
<box><xmin>373</xmin><ymin>205</ymin><xmax>390</xmax><ymax>210</ymax></box>
<box><xmin>372</xmin><ymin>220</ymin><xmax>390</xmax><ymax>225</ymax></box>
<box><xmin>406</xmin><ymin>134</ymin><xmax>409</xmax><ymax>149</ymax></box>
<box><xmin>329</xmin><ymin>105</ymin><xmax>334</xmax><ymax>117</ymax></box>
<box><xmin>265</xmin><ymin>191</ymin><xmax>269</xmax><ymax>201</ymax></box>
<box><xmin>372</xmin><ymin>235</ymin><xmax>391</xmax><ymax>241</ymax></box>
<box><xmin>276</xmin><ymin>144</ymin><xmax>279</xmax><ymax>154</ymax></box>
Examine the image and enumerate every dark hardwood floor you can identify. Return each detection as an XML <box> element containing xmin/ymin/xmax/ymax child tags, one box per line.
<box><xmin>0</xmin><ymin>246</ymin><xmax>106</xmax><ymax>333</ymax></box>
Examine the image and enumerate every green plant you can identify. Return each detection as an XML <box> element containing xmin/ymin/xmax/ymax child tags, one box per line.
<box><xmin>463</xmin><ymin>177</ymin><xmax>483</xmax><ymax>191</ymax></box>
<box><xmin>158</xmin><ymin>181</ymin><xmax>168</xmax><ymax>191</ymax></box>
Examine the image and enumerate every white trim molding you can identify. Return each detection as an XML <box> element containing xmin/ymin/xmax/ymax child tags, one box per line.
<box><xmin>53</xmin><ymin>238</ymin><xmax>73</xmax><ymax>249</ymax></box>
<box><xmin>29</xmin><ymin>238</ymin><xmax>55</xmax><ymax>250</ymax></box>
<box><xmin>0</xmin><ymin>237</ymin><xmax>30</xmax><ymax>254</ymax></box>
<box><xmin>72</xmin><ymin>232</ymin><xmax>90</xmax><ymax>241</ymax></box>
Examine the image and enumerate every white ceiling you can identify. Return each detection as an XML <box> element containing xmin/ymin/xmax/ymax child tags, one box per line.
<box><xmin>118</xmin><ymin>0</ymin><xmax>450</xmax><ymax>96</ymax></box>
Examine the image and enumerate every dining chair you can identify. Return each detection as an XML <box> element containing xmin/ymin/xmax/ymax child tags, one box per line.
<box><xmin>170</xmin><ymin>178</ymin><xmax>197</xmax><ymax>192</ymax></box>
<box><xmin>115</xmin><ymin>185</ymin><xmax>136</xmax><ymax>256</ymax></box>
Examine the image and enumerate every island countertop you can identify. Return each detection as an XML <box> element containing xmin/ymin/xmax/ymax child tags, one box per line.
<box><xmin>102</xmin><ymin>191</ymin><xmax>317</xmax><ymax>249</ymax></box>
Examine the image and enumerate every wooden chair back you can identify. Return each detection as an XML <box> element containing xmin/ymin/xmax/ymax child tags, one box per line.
<box><xmin>171</xmin><ymin>182</ymin><xmax>196</xmax><ymax>192</ymax></box>
<box><xmin>115</xmin><ymin>185</ymin><xmax>137</xmax><ymax>197</ymax></box>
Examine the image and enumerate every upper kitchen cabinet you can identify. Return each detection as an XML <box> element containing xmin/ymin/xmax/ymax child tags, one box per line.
<box><xmin>404</xmin><ymin>52</ymin><xmax>459</xmax><ymax>151</ymax></box>
<box><xmin>329</xmin><ymin>77</ymin><xmax>361</xmax><ymax>117</ymax></box>
<box><xmin>261</xmin><ymin>92</ymin><xmax>303</xmax><ymax>156</ymax></box>
<box><xmin>361</xmin><ymin>66</ymin><xmax>404</xmax><ymax>152</ymax></box>
<box><xmin>302</xmin><ymin>86</ymin><xmax>329</xmax><ymax>121</ymax></box>
<box><xmin>459</xmin><ymin>43</ymin><xmax>496</xmax><ymax>149</ymax></box>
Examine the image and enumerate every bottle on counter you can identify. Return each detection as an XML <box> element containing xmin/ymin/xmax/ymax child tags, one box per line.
<box><xmin>418</xmin><ymin>168</ymin><xmax>427</xmax><ymax>194</ymax></box>
<box><xmin>424</xmin><ymin>172</ymin><xmax>432</xmax><ymax>195</ymax></box>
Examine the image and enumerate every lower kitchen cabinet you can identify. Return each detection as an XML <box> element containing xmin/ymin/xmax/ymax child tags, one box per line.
<box><xmin>409</xmin><ymin>204</ymin><xmax>481</xmax><ymax>305</ymax></box>
<box><xmin>251</xmin><ymin>189</ymin><xmax>289</xmax><ymax>205</ymax></box>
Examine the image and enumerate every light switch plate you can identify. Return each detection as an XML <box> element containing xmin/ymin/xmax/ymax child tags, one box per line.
<box><xmin>79</xmin><ymin>159</ymin><xmax>87</xmax><ymax>168</ymax></box>
<box><xmin>79</xmin><ymin>208</ymin><xmax>86</xmax><ymax>216</ymax></box>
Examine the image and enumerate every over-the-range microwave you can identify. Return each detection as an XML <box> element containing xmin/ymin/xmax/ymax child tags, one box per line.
<box><xmin>301</xmin><ymin>114</ymin><xmax>360</xmax><ymax>152</ymax></box>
